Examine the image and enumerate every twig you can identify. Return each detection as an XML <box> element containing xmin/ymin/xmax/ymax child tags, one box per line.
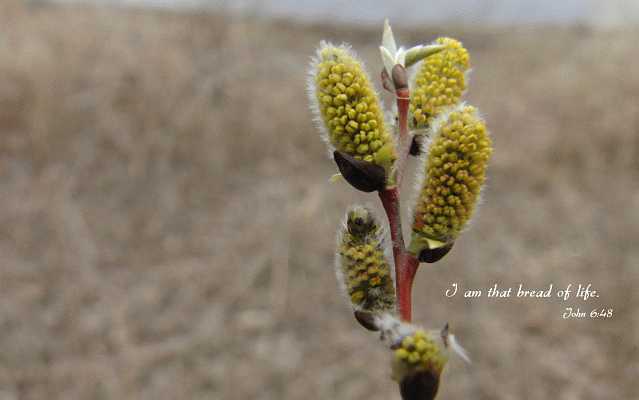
<box><xmin>379</xmin><ymin>75</ymin><xmax>420</xmax><ymax>322</ymax></box>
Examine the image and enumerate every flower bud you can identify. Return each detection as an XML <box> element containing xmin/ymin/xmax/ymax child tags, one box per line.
<box><xmin>308</xmin><ymin>42</ymin><xmax>397</xmax><ymax>182</ymax></box>
<box><xmin>392</xmin><ymin>329</ymin><xmax>447</xmax><ymax>400</ymax></box>
<box><xmin>390</xmin><ymin>323</ymin><xmax>470</xmax><ymax>400</ymax></box>
<box><xmin>409</xmin><ymin>104</ymin><xmax>492</xmax><ymax>255</ymax></box>
<box><xmin>409</xmin><ymin>37</ymin><xmax>470</xmax><ymax>130</ymax></box>
<box><xmin>336</xmin><ymin>206</ymin><xmax>396</xmax><ymax>329</ymax></box>
<box><xmin>404</xmin><ymin>44</ymin><xmax>446</xmax><ymax>69</ymax></box>
<box><xmin>392</xmin><ymin>64</ymin><xmax>408</xmax><ymax>90</ymax></box>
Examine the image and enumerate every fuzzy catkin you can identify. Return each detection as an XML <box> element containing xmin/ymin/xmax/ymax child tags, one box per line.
<box><xmin>337</xmin><ymin>206</ymin><xmax>395</xmax><ymax>313</ymax></box>
<box><xmin>410</xmin><ymin>37</ymin><xmax>469</xmax><ymax>129</ymax></box>
<box><xmin>311</xmin><ymin>43</ymin><xmax>396</xmax><ymax>172</ymax></box>
<box><xmin>412</xmin><ymin>105</ymin><xmax>492</xmax><ymax>244</ymax></box>
<box><xmin>392</xmin><ymin>329</ymin><xmax>447</xmax><ymax>381</ymax></box>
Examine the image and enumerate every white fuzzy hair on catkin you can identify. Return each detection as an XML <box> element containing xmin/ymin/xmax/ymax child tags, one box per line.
<box><xmin>406</xmin><ymin>102</ymin><xmax>491</xmax><ymax>239</ymax></box>
<box><xmin>377</xmin><ymin>316</ymin><xmax>472</xmax><ymax>364</ymax></box>
<box><xmin>306</xmin><ymin>40</ymin><xmax>341</xmax><ymax>159</ymax></box>
<box><xmin>306</xmin><ymin>41</ymin><xmax>396</xmax><ymax>160</ymax></box>
<box><xmin>406</xmin><ymin>102</ymin><xmax>463</xmax><ymax>230</ymax></box>
<box><xmin>375</xmin><ymin>313</ymin><xmax>415</xmax><ymax>344</ymax></box>
<box><xmin>333</xmin><ymin>204</ymin><xmax>396</xmax><ymax>313</ymax></box>
<box><xmin>448</xmin><ymin>333</ymin><xmax>472</xmax><ymax>364</ymax></box>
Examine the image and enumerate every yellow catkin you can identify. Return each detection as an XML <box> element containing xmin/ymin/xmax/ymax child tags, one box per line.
<box><xmin>311</xmin><ymin>43</ymin><xmax>396</xmax><ymax>172</ymax></box>
<box><xmin>409</xmin><ymin>37</ymin><xmax>470</xmax><ymax>129</ymax></box>
<box><xmin>338</xmin><ymin>206</ymin><xmax>395</xmax><ymax>313</ymax></box>
<box><xmin>411</xmin><ymin>105</ymin><xmax>492</xmax><ymax>244</ymax></box>
<box><xmin>392</xmin><ymin>330</ymin><xmax>447</xmax><ymax>381</ymax></box>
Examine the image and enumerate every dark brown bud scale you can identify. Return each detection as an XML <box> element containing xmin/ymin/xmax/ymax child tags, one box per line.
<box><xmin>391</xmin><ymin>64</ymin><xmax>408</xmax><ymax>90</ymax></box>
<box><xmin>334</xmin><ymin>150</ymin><xmax>386</xmax><ymax>192</ymax></box>
<box><xmin>381</xmin><ymin>68</ymin><xmax>394</xmax><ymax>93</ymax></box>
<box><xmin>399</xmin><ymin>370</ymin><xmax>440</xmax><ymax>400</ymax></box>
<box><xmin>353</xmin><ymin>310</ymin><xmax>379</xmax><ymax>331</ymax></box>
<box><xmin>418</xmin><ymin>241</ymin><xmax>454</xmax><ymax>263</ymax></box>
<box><xmin>409</xmin><ymin>135</ymin><xmax>422</xmax><ymax>156</ymax></box>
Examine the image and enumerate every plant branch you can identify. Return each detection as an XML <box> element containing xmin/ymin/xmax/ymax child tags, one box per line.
<box><xmin>379</xmin><ymin>75</ymin><xmax>419</xmax><ymax>322</ymax></box>
<box><xmin>379</xmin><ymin>188</ymin><xmax>403</xmax><ymax>261</ymax></box>
<box><xmin>394</xmin><ymin>85</ymin><xmax>413</xmax><ymax>188</ymax></box>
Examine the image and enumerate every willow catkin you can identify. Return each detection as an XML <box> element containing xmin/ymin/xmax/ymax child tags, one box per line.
<box><xmin>308</xmin><ymin>42</ymin><xmax>396</xmax><ymax>173</ymax></box>
<box><xmin>410</xmin><ymin>104</ymin><xmax>492</xmax><ymax>252</ymax></box>
<box><xmin>336</xmin><ymin>206</ymin><xmax>395</xmax><ymax>315</ymax></box>
<box><xmin>410</xmin><ymin>37</ymin><xmax>470</xmax><ymax>129</ymax></box>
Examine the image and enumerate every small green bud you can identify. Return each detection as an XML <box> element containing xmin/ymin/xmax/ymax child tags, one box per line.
<box><xmin>410</xmin><ymin>37</ymin><xmax>470</xmax><ymax>129</ymax></box>
<box><xmin>336</xmin><ymin>206</ymin><xmax>396</xmax><ymax>328</ymax></box>
<box><xmin>308</xmin><ymin>42</ymin><xmax>397</xmax><ymax>178</ymax></box>
<box><xmin>404</xmin><ymin>44</ymin><xmax>446</xmax><ymax>68</ymax></box>
<box><xmin>410</xmin><ymin>104</ymin><xmax>492</xmax><ymax>253</ymax></box>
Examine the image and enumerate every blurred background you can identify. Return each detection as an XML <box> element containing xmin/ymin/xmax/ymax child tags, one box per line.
<box><xmin>1</xmin><ymin>0</ymin><xmax>638</xmax><ymax>399</ymax></box>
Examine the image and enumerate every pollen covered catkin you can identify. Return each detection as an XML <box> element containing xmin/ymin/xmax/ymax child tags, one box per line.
<box><xmin>337</xmin><ymin>206</ymin><xmax>395</xmax><ymax>314</ymax></box>
<box><xmin>392</xmin><ymin>329</ymin><xmax>448</xmax><ymax>381</ymax></box>
<box><xmin>411</xmin><ymin>105</ymin><xmax>492</xmax><ymax>248</ymax></box>
<box><xmin>410</xmin><ymin>37</ymin><xmax>469</xmax><ymax>129</ymax></box>
<box><xmin>309</xmin><ymin>43</ymin><xmax>396</xmax><ymax>173</ymax></box>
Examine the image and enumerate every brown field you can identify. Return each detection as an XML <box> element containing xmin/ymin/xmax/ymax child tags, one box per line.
<box><xmin>0</xmin><ymin>1</ymin><xmax>638</xmax><ymax>399</ymax></box>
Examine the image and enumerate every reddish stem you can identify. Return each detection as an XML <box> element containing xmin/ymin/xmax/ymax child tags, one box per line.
<box><xmin>379</xmin><ymin>188</ymin><xmax>403</xmax><ymax>260</ymax></box>
<box><xmin>378</xmin><ymin>81</ymin><xmax>419</xmax><ymax>322</ymax></box>
<box><xmin>394</xmin><ymin>87</ymin><xmax>411</xmax><ymax>187</ymax></box>
<box><xmin>379</xmin><ymin>189</ymin><xmax>419</xmax><ymax>321</ymax></box>
<box><xmin>397</xmin><ymin>253</ymin><xmax>419</xmax><ymax>321</ymax></box>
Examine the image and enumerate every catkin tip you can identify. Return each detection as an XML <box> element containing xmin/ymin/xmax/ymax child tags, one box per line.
<box><xmin>409</xmin><ymin>37</ymin><xmax>470</xmax><ymax>130</ymax></box>
<box><xmin>391</xmin><ymin>329</ymin><xmax>448</xmax><ymax>383</ymax></box>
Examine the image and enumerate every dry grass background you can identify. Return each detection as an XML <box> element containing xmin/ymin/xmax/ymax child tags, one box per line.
<box><xmin>0</xmin><ymin>1</ymin><xmax>638</xmax><ymax>399</ymax></box>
